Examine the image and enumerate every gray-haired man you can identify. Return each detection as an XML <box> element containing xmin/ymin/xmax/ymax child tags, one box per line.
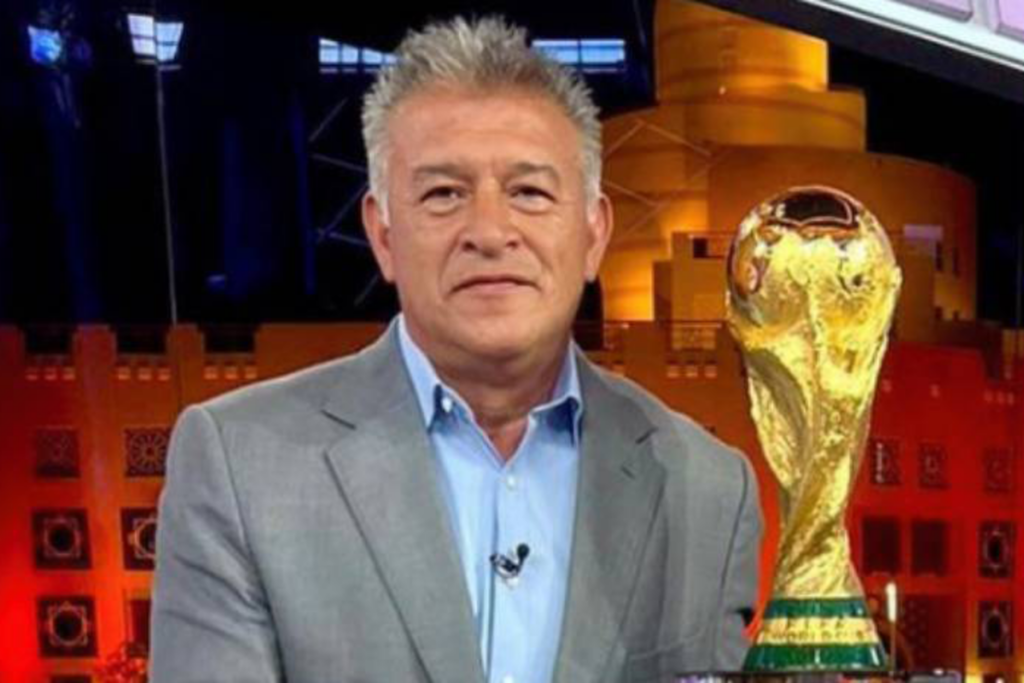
<box><xmin>150</xmin><ymin>16</ymin><xmax>762</xmax><ymax>683</ymax></box>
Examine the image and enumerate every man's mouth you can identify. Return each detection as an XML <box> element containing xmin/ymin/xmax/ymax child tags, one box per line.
<box><xmin>454</xmin><ymin>275</ymin><xmax>534</xmax><ymax>293</ymax></box>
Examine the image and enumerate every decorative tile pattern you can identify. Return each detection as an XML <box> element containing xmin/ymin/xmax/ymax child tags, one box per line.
<box><xmin>980</xmin><ymin>521</ymin><xmax>1015</xmax><ymax>579</ymax></box>
<box><xmin>902</xmin><ymin>594</ymin><xmax>963</xmax><ymax>668</ymax></box>
<box><xmin>121</xmin><ymin>508</ymin><xmax>158</xmax><ymax>571</ymax></box>
<box><xmin>38</xmin><ymin>596</ymin><xmax>97</xmax><ymax>658</ymax></box>
<box><xmin>33</xmin><ymin>509</ymin><xmax>90</xmax><ymax>570</ymax></box>
<box><xmin>34</xmin><ymin>428</ymin><xmax>80</xmax><ymax>479</ymax></box>
<box><xmin>978</xmin><ymin>601</ymin><xmax>1013</xmax><ymax>658</ymax></box>
<box><xmin>124</xmin><ymin>427</ymin><xmax>170</xmax><ymax>477</ymax></box>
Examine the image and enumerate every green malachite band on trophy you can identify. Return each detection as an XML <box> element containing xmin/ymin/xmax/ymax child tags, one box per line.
<box><xmin>743</xmin><ymin>643</ymin><xmax>889</xmax><ymax>671</ymax></box>
<box><xmin>743</xmin><ymin>598</ymin><xmax>889</xmax><ymax>672</ymax></box>
<box><xmin>757</xmin><ymin>617</ymin><xmax>877</xmax><ymax>645</ymax></box>
<box><xmin>763</xmin><ymin>597</ymin><xmax>870</xmax><ymax>619</ymax></box>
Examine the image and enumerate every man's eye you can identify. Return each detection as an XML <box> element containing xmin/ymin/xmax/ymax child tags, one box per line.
<box><xmin>513</xmin><ymin>186</ymin><xmax>552</xmax><ymax>199</ymax></box>
<box><xmin>510</xmin><ymin>186</ymin><xmax>555</xmax><ymax>209</ymax></box>
<box><xmin>421</xmin><ymin>187</ymin><xmax>462</xmax><ymax>203</ymax></box>
<box><xmin>419</xmin><ymin>187</ymin><xmax>466</xmax><ymax>215</ymax></box>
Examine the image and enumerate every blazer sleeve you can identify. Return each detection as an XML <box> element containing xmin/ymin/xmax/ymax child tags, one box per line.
<box><xmin>713</xmin><ymin>452</ymin><xmax>764</xmax><ymax>669</ymax></box>
<box><xmin>150</xmin><ymin>405</ymin><xmax>283</xmax><ymax>682</ymax></box>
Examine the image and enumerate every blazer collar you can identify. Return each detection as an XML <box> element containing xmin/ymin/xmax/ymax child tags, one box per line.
<box><xmin>553</xmin><ymin>355</ymin><xmax>666</xmax><ymax>683</ymax></box>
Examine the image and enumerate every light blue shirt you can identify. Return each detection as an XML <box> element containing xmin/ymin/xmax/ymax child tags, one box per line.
<box><xmin>396</xmin><ymin>315</ymin><xmax>582</xmax><ymax>683</ymax></box>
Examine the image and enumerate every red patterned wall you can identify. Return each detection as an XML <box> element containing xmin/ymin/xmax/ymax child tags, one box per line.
<box><xmin>0</xmin><ymin>323</ymin><xmax>1020</xmax><ymax>681</ymax></box>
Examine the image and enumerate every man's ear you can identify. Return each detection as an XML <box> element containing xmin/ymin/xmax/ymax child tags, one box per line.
<box><xmin>362</xmin><ymin>192</ymin><xmax>396</xmax><ymax>283</ymax></box>
<box><xmin>584</xmin><ymin>192</ymin><xmax>614</xmax><ymax>283</ymax></box>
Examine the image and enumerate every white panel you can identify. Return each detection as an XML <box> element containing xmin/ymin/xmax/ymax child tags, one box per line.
<box><xmin>792</xmin><ymin>0</ymin><xmax>1024</xmax><ymax>72</ymax></box>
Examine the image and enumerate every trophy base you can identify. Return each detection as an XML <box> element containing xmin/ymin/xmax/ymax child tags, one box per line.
<box><xmin>743</xmin><ymin>598</ymin><xmax>888</xmax><ymax>672</ymax></box>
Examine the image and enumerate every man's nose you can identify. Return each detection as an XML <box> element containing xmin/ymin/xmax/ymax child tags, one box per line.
<box><xmin>459</xmin><ymin>187</ymin><xmax>520</xmax><ymax>255</ymax></box>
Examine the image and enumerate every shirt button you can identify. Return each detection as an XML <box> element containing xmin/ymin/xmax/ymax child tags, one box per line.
<box><xmin>505</xmin><ymin>475</ymin><xmax>518</xmax><ymax>490</ymax></box>
<box><xmin>440</xmin><ymin>396</ymin><xmax>453</xmax><ymax>413</ymax></box>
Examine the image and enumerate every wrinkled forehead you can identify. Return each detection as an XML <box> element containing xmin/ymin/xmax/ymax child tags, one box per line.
<box><xmin>394</xmin><ymin>79</ymin><xmax>564</xmax><ymax>115</ymax></box>
<box><xmin>383</xmin><ymin>84</ymin><xmax>587</xmax><ymax>177</ymax></box>
<box><xmin>393</xmin><ymin>83</ymin><xmax>578</xmax><ymax>138</ymax></box>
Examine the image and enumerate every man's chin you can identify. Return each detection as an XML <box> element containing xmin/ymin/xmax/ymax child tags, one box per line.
<box><xmin>448</xmin><ymin>323</ymin><xmax>547</xmax><ymax>363</ymax></box>
<box><xmin>458</xmin><ymin>335</ymin><xmax>535</xmax><ymax>363</ymax></box>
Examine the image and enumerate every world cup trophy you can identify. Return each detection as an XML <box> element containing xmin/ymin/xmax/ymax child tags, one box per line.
<box><xmin>725</xmin><ymin>186</ymin><xmax>902</xmax><ymax>671</ymax></box>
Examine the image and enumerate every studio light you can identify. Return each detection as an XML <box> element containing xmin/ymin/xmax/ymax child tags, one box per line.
<box><xmin>127</xmin><ymin>12</ymin><xmax>184</xmax><ymax>66</ymax></box>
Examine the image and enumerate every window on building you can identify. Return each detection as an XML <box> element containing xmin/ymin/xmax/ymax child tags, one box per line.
<box><xmin>129</xmin><ymin>598</ymin><xmax>152</xmax><ymax>651</ymax></box>
<box><xmin>693</xmin><ymin>237</ymin><xmax>709</xmax><ymax>259</ymax></box>
<box><xmin>115</xmin><ymin>326</ymin><xmax>168</xmax><ymax>355</ymax></box>
<box><xmin>911</xmin><ymin>519</ymin><xmax>949</xmax><ymax>576</ymax></box>
<box><xmin>862</xmin><ymin>516</ymin><xmax>901</xmax><ymax>574</ymax></box>
<box><xmin>532</xmin><ymin>38</ymin><xmax>627</xmax><ymax>72</ymax></box>
<box><xmin>869</xmin><ymin>438</ymin><xmax>901</xmax><ymax>486</ymax></box>
<box><xmin>200</xmin><ymin>324</ymin><xmax>256</xmax><ymax>354</ymax></box>
<box><xmin>318</xmin><ymin>38</ymin><xmax>395</xmax><ymax>74</ymax></box>
<box><xmin>918</xmin><ymin>443</ymin><xmax>948</xmax><ymax>489</ymax></box>
<box><xmin>24</xmin><ymin>326</ymin><xmax>72</xmax><ymax>355</ymax></box>
<box><xmin>983</xmin><ymin>448</ymin><xmax>1014</xmax><ymax>493</ymax></box>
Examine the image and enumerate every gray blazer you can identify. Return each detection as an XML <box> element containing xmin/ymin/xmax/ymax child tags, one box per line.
<box><xmin>150</xmin><ymin>324</ymin><xmax>762</xmax><ymax>683</ymax></box>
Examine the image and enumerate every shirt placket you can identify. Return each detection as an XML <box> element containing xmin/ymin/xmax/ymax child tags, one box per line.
<box><xmin>486</xmin><ymin>416</ymin><xmax>537</xmax><ymax>683</ymax></box>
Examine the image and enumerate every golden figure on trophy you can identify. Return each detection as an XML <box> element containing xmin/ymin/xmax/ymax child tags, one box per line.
<box><xmin>726</xmin><ymin>186</ymin><xmax>902</xmax><ymax>671</ymax></box>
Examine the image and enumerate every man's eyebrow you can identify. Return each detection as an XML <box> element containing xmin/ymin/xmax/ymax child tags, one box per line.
<box><xmin>410</xmin><ymin>161</ymin><xmax>561</xmax><ymax>186</ymax></box>
<box><xmin>411</xmin><ymin>164</ymin><xmax>472</xmax><ymax>183</ymax></box>
<box><xmin>507</xmin><ymin>162</ymin><xmax>561</xmax><ymax>184</ymax></box>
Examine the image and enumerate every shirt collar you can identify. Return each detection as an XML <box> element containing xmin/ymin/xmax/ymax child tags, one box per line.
<box><xmin>395</xmin><ymin>314</ymin><xmax>583</xmax><ymax>442</ymax></box>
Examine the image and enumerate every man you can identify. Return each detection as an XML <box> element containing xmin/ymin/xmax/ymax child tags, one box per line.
<box><xmin>151</xmin><ymin>16</ymin><xmax>762</xmax><ymax>683</ymax></box>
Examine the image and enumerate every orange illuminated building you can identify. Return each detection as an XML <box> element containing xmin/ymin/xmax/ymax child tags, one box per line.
<box><xmin>1</xmin><ymin>2</ymin><xmax>1022</xmax><ymax>681</ymax></box>
<box><xmin>2</xmin><ymin>318</ymin><xmax>1022</xmax><ymax>680</ymax></box>
<box><xmin>601</xmin><ymin>0</ymin><xmax>976</xmax><ymax>332</ymax></box>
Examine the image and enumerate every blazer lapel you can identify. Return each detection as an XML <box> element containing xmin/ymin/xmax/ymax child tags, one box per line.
<box><xmin>321</xmin><ymin>326</ymin><xmax>485</xmax><ymax>683</ymax></box>
<box><xmin>553</xmin><ymin>357</ymin><xmax>666</xmax><ymax>683</ymax></box>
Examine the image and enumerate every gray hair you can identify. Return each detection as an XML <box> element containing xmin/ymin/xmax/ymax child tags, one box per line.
<box><xmin>361</xmin><ymin>16</ymin><xmax>603</xmax><ymax>219</ymax></box>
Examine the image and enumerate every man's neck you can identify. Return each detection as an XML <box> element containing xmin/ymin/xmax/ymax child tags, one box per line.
<box><xmin>402</xmin><ymin>321</ymin><xmax>570</xmax><ymax>461</ymax></box>
<box><xmin>434</xmin><ymin>350</ymin><xmax>565</xmax><ymax>460</ymax></box>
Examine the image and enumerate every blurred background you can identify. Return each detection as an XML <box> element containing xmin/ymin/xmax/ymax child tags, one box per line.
<box><xmin>1</xmin><ymin>0</ymin><xmax>1023</xmax><ymax>680</ymax></box>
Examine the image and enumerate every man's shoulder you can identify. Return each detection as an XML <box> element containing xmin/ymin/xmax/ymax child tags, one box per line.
<box><xmin>588</xmin><ymin>363</ymin><xmax>751</xmax><ymax>482</ymax></box>
<box><xmin>201</xmin><ymin>356</ymin><xmax>345</xmax><ymax>416</ymax></box>
<box><xmin>190</xmin><ymin>341</ymin><xmax>380</xmax><ymax>435</ymax></box>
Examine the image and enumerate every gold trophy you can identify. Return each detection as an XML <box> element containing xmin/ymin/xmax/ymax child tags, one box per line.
<box><xmin>726</xmin><ymin>186</ymin><xmax>902</xmax><ymax>671</ymax></box>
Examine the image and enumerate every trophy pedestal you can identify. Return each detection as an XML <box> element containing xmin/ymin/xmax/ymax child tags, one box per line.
<box><xmin>672</xmin><ymin>673</ymin><xmax>958</xmax><ymax>683</ymax></box>
<box><xmin>743</xmin><ymin>598</ymin><xmax>888</xmax><ymax>672</ymax></box>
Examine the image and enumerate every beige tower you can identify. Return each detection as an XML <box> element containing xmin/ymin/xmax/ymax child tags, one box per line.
<box><xmin>600</xmin><ymin>0</ymin><xmax>976</xmax><ymax>340</ymax></box>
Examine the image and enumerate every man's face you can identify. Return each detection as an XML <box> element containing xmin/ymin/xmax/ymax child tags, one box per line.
<box><xmin>363</xmin><ymin>86</ymin><xmax>612</xmax><ymax>367</ymax></box>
